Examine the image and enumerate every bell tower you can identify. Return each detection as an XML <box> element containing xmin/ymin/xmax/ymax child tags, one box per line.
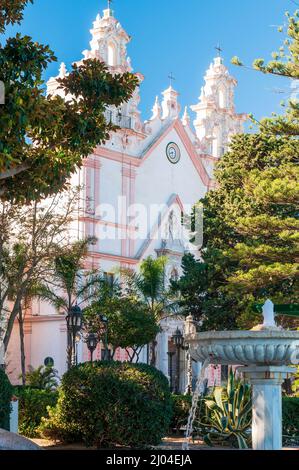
<box><xmin>80</xmin><ymin>4</ymin><xmax>144</xmax><ymax>134</ymax></box>
<box><xmin>191</xmin><ymin>57</ymin><xmax>247</xmax><ymax>159</ymax></box>
<box><xmin>86</xmin><ymin>5</ymin><xmax>132</xmax><ymax>74</ymax></box>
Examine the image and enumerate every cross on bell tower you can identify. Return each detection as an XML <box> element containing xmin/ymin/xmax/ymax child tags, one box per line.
<box><xmin>168</xmin><ymin>72</ymin><xmax>176</xmax><ymax>88</ymax></box>
<box><xmin>105</xmin><ymin>0</ymin><xmax>113</xmax><ymax>17</ymax></box>
<box><xmin>215</xmin><ymin>44</ymin><xmax>223</xmax><ymax>57</ymax></box>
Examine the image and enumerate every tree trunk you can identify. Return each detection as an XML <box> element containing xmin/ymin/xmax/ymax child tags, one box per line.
<box><xmin>126</xmin><ymin>348</ymin><xmax>135</xmax><ymax>363</ymax></box>
<box><xmin>18</xmin><ymin>305</ymin><xmax>26</xmax><ymax>386</ymax></box>
<box><xmin>135</xmin><ymin>347</ymin><xmax>142</xmax><ymax>364</ymax></box>
<box><xmin>3</xmin><ymin>288</ymin><xmax>26</xmax><ymax>352</ymax></box>
<box><xmin>3</xmin><ymin>301</ymin><xmax>20</xmax><ymax>352</ymax></box>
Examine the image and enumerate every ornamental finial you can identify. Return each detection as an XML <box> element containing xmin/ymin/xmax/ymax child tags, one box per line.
<box><xmin>262</xmin><ymin>299</ymin><xmax>276</xmax><ymax>327</ymax></box>
<box><xmin>151</xmin><ymin>96</ymin><xmax>162</xmax><ymax>120</ymax></box>
<box><xmin>59</xmin><ymin>62</ymin><xmax>67</xmax><ymax>78</ymax></box>
<box><xmin>182</xmin><ymin>106</ymin><xmax>190</xmax><ymax>126</ymax></box>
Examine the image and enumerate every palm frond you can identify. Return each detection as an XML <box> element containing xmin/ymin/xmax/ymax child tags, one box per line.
<box><xmin>33</xmin><ymin>283</ymin><xmax>68</xmax><ymax>313</ymax></box>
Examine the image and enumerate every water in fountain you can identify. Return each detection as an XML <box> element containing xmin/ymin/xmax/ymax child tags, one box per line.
<box><xmin>182</xmin><ymin>358</ymin><xmax>210</xmax><ymax>450</ymax></box>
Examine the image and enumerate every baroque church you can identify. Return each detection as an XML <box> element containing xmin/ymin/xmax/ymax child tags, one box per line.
<box><xmin>7</xmin><ymin>5</ymin><xmax>246</xmax><ymax>390</ymax></box>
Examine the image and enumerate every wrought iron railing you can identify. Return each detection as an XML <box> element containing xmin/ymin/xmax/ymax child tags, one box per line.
<box><xmin>104</xmin><ymin>110</ymin><xmax>132</xmax><ymax>129</ymax></box>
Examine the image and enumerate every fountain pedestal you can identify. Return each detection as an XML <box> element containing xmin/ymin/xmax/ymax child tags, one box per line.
<box><xmin>238</xmin><ymin>365</ymin><xmax>294</xmax><ymax>450</ymax></box>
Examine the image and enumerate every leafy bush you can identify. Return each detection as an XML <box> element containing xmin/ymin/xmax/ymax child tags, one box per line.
<box><xmin>39</xmin><ymin>361</ymin><xmax>172</xmax><ymax>448</ymax></box>
<box><xmin>282</xmin><ymin>397</ymin><xmax>299</xmax><ymax>445</ymax></box>
<box><xmin>24</xmin><ymin>365</ymin><xmax>59</xmax><ymax>390</ymax></box>
<box><xmin>170</xmin><ymin>394</ymin><xmax>192</xmax><ymax>433</ymax></box>
<box><xmin>196</xmin><ymin>371</ymin><xmax>252</xmax><ymax>449</ymax></box>
<box><xmin>15</xmin><ymin>386</ymin><xmax>58</xmax><ymax>438</ymax></box>
<box><xmin>0</xmin><ymin>368</ymin><xmax>13</xmax><ymax>430</ymax></box>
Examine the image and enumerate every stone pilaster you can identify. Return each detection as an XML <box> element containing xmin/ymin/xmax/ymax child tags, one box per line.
<box><xmin>157</xmin><ymin>330</ymin><xmax>169</xmax><ymax>380</ymax></box>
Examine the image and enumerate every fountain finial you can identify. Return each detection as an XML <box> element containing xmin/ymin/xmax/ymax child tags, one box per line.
<box><xmin>251</xmin><ymin>298</ymin><xmax>280</xmax><ymax>331</ymax></box>
<box><xmin>262</xmin><ymin>299</ymin><xmax>276</xmax><ymax>327</ymax></box>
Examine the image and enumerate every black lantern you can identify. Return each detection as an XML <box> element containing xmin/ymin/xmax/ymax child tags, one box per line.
<box><xmin>66</xmin><ymin>304</ymin><xmax>83</xmax><ymax>368</ymax></box>
<box><xmin>67</xmin><ymin>304</ymin><xmax>83</xmax><ymax>335</ymax></box>
<box><xmin>172</xmin><ymin>328</ymin><xmax>184</xmax><ymax>348</ymax></box>
<box><xmin>86</xmin><ymin>332</ymin><xmax>98</xmax><ymax>363</ymax></box>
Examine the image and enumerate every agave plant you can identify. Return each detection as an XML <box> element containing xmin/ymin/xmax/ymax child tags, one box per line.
<box><xmin>196</xmin><ymin>369</ymin><xmax>252</xmax><ymax>449</ymax></box>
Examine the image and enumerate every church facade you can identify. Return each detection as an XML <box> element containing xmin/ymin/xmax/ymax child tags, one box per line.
<box><xmin>7</xmin><ymin>6</ymin><xmax>246</xmax><ymax>390</ymax></box>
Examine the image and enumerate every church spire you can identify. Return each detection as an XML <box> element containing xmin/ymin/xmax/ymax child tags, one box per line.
<box><xmin>88</xmin><ymin>4</ymin><xmax>131</xmax><ymax>72</ymax></box>
<box><xmin>191</xmin><ymin>57</ymin><xmax>247</xmax><ymax>157</ymax></box>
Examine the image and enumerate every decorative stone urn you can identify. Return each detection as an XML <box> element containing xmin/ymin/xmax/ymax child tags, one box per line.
<box><xmin>185</xmin><ymin>300</ymin><xmax>299</xmax><ymax>450</ymax></box>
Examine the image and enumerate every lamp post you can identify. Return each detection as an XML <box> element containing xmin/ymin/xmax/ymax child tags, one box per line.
<box><xmin>171</xmin><ymin>328</ymin><xmax>184</xmax><ymax>394</ymax></box>
<box><xmin>167</xmin><ymin>351</ymin><xmax>175</xmax><ymax>392</ymax></box>
<box><xmin>99</xmin><ymin>314</ymin><xmax>109</xmax><ymax>361</ymax></box>
<box><xmin>66</xmin><ymin>304</ymin><xmax>83</xmax><ymax>368</ymax></box>
<box><xmin>86</xmin><ymin>332</ymin><xmax>98</xmax><ymax>363</ymax></box>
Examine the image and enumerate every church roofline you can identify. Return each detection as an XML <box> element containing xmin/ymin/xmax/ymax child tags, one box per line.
<box><xmin>93</xmin><ymin>119</ymin><xmax>210</xmax><ymax>187</ymax></box>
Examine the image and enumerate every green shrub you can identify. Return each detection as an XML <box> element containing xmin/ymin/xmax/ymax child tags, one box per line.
<box><xmin>170</xmin><ymin>394</ymin><xmax>192</xmax><ymax>433</ymax></box>
<box><xmin>0</xmin><ymin>368</ymin><xmax>13</xmax><ymax>430</ymax></box>
<box><xmin>282</xmin><ymin>397</ymin><xmax>299</xmax><ymax>445</ymax></box>
<box><xmin>15</xmin><ymin>386</ymin><xmax>58</xmax><ymax>438</ymax></box>
<box><xmin>39</xmin><ymin>361</ymin><xmax>172</xmax><ymax>448</ymax></box>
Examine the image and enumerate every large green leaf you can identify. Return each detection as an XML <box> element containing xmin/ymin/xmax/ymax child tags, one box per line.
<box><xmin>236</xmin><ymin>433</ymin><xmax>249</xmax><ymax>449</ymax></box>
<box><xmin>203</xmin><ymin>433</ymin><xmax>214</xmax><ymax>447</ymax></box>
<box><xmin>220</xmin><ymin>416</ymin><xmax>229</xmax><ymax>431</ymax></box>
<box><xmin>214</xmin><ymin>387</ymin><xmax>224</xmax><ymax>411</ymax></box>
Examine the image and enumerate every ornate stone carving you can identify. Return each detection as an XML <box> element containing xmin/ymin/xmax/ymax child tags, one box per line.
<box><xmin>186</xmin><ymin>330</ymin><xmax>299</xmax><ymax>365</ymax></box>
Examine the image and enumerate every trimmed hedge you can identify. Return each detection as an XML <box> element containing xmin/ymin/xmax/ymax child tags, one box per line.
<box><xmin>0</xmin><ymin>368</ymin><xmax>13</xmax><ymax>430</ymax></box>
<box><xmin>15</xmin><ymin>386</ymin><xmax>58</xmax><ymax>438</ymax></box>
<box><xmin>39</xmin><ymin>361</ymin><xmax>172</xmax><ymax>448</ymax></box>
<box><xmin>282</xmin><ymin>397</ymin><xmax>299</xmax><ymax>444</ymax></box>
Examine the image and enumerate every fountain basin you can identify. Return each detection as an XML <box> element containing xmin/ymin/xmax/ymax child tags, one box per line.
<box><xmin>183</xmin><ymin>303</ymin><xmax>299</xmax><ymax>451</ymax></box>
<box><xmin>186</xmin><ymin>330</ymin><xmax>299</xmax><ymax>366</ymax></box>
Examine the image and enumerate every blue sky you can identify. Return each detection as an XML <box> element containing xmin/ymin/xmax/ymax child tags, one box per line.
<box><xmin>3</xmin><ymin>0</ymin><xmax>297</xmax><ymax>123</ymax></box>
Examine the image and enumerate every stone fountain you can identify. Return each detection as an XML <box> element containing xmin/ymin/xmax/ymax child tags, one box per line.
<box><xmin>184</xmin><ymin>300</ymin><xmax>299</xmax><ymax>450</ymax></box>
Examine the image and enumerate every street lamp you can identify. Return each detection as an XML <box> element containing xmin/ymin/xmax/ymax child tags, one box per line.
<box><xmin>167</xmin><ymin>351</ymin><xmax>175</xmax><ymax>392</ymax></box>
<box><xmin>86</xmin><ymin>332</ymin><xmax>98</xmax><ymax>363</ymax></box>
<box><xmin>99</xmin><ymin>314</ymin><xmax>109</xmax><ymax>361</ymax></box>
<box><xmin>66</xmin><ymin>304</ymin><xmax>83</xmax><ymax>368</ymax></box>
<box><xmin>171</xmin><ymin>328</ymin><xmax>188</xmax><ymax>394</ymax></box>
